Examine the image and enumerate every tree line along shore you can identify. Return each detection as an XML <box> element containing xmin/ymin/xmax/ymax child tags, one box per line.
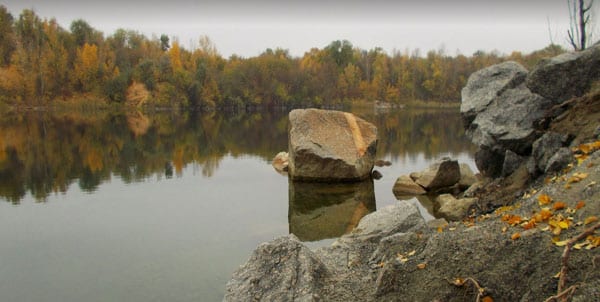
<box><xmin>0</xmin><ymin>7</ymin><xmax>565</xmax><ymax>110</ymax></box>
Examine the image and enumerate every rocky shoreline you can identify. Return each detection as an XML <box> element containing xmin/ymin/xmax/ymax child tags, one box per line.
<box><xmin>224</xmin><ymin>45</ymin><xmax>600</xmax><ymax>301</ymax></box>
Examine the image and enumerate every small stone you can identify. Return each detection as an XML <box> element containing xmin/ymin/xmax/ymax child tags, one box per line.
<box><xmin>435</xmin><ymin>194</ymin><xmax>478</xmax><ymax>221</ymax></box>
<box><xmin>545</xmin><ymin>147</ymin><xmax>572</xmax><ymax>173</ymax></box>
<box><xmin>392</xmin><ymin>175</ymin><xmax>427</xmax><ymax>197</ymax></box>
<box><xmin>272</xmin><ymin>151</ymin><xmax>289</xmax><ymax>173</ymax></box>
<box><xmin>502</xmin><ymin>150</ymin><xmax>525</xmax><ymax>177</ymax></box>
<box><xmin>415</xmin><ymin>157</ymin><xmax>461</xmax><ymax>190</ymax></box>
<box><xmin>375</xmin><ymin>160</ymin><xmax>392</xmax><ymax>167</ymax></box>
<box><xmin>458</xmin><ymin>163</ymin><xmax>478</xmax><ymax>189</ymax></box>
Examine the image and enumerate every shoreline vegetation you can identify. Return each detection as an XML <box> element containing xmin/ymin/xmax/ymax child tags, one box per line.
<box><xmin>0</xmin><ymin>7</ymin><xmax>565</xmax><ymax>112</ymax></box>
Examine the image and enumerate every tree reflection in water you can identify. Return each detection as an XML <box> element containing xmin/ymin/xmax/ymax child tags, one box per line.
<box><xmin>0</xmin><ymin>108</ymin><xmax>474</xmax><ymax>204</ymax></box>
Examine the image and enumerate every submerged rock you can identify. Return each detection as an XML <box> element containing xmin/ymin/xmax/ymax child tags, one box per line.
<box><xmin>272</xmin><ymin>151</ymin><xmax>289</xmax><ymax>173</ymax></box>
<box><xmin>288</xmin><ymin>109</ymin><xmax>378</xmax><ymax>182</ymax></box>
<box><xmin>224</xmin><ymin>235</ymin><xmax>327</xmax><ymax>302</ymax></box>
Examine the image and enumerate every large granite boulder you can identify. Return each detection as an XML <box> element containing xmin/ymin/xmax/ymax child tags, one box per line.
<box><xmin>288</xmin><ymin>109</ymin><xmax>378</xmax><ymax>182</ymax></box>
<box><xmin>527</xmin><ymin>44</ymin><xmax>600</xmax><ymax>103</ymax></box>
<box><xmin>466</xmin><ymin>83</ymin><xmax>551</xmax><ymax>155</ymax></box>
<box><xmin>461</xmin><ymin>61</ymin><xmax>528</xmax><ymax>126</ymax></box>
<box><xmin>224</xmin><ymin>235</ymin><xmax>327</xmax><ymax>302</ymax></box>
<box><xmin>461</xmin><ymin>61</ymin><xmax>554</xmax><ymax>177</ymax></box>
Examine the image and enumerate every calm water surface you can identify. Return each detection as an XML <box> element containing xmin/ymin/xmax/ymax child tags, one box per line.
<box><xmin>0</xmin><ymin>108</ymin><xmax>475</xmax><ymax>301</ymax></box>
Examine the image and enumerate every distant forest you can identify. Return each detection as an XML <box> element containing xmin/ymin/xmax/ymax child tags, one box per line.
<box><xmin>0</xmin><ymin>7</ymin><xmax>566</xmax><ymax>109</ymax></box>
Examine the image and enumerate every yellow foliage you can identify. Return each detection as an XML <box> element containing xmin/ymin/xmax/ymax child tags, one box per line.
<box><xmin>169</xmin><ymin>41</ymin><xmax>183</xmax><ymax>70</ymax></box>
<box><xmin>73</xmin><ymin>43</ymin><xmax>100</xmax><ymax>92</ymax></box>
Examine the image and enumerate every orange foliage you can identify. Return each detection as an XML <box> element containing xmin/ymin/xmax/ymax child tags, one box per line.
<box><xmin>552</xmin><ymin>202</ymin><xmax>567</xmax><ymax>211</ymax></box>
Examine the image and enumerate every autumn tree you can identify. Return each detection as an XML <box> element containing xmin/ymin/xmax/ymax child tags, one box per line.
<box><xmin>70</xmin><ymin>19</ymin><xmax>101</xmax><ymax>47</ymax></box>
<box><xmin>73</xmin><ymin>43</ymin><xmax>100</xmax><ymax>92</ymax></box>
<box><xmin>0</xmin><ymin>6</ymin><xmax>15</xmax><ymax>66</ymax></box>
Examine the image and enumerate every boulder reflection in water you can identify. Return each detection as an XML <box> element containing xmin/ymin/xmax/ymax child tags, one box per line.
<box><xmin>288</xmin><ymin>179</ymin><xmax>376</xmax><ymax>242</ymax></box>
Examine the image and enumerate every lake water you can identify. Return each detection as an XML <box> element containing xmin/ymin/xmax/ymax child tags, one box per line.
<box><xmin>0</xmin><ymin>107</ymin><xmax>475</xmax><ymax>302</ymax></box>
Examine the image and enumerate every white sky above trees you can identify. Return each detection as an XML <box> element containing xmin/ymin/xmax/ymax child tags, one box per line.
<box><xmin>3</xmin><ymin>0</ymin><xmax>598</xmax><ymax>57</ymax></box>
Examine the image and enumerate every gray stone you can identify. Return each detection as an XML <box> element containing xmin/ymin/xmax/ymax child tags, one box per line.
<box><xmin>415</xmin><ymin>157</ymin><xmax>461</xmax><ymax>190</ymax></box>
<box><xmin>532</xmin><ymin>132</ymin><xmax>566</xmax><ymax>173</ymax></box>
<box><xmin>463</xmin><ymin>181</ymin><xmax>484</xmax><ymax>198</ymax></box>
<box><xmin>545</xmin><ymin>147</ymin><xmax>572</xmax><ymax>173</ymax></box>
<box><xmin>352</xmin><ymin>201</ymin><xmax>425</xmax><ymax>237</ymax></box>
<box><xmin>502</xmin><ymin>149</ymin><xmax>526</xmax><ymax>177</ymax></box>
<box><xmin>435</xmin><ymin>194</ymin><xmax>477</xmax><ymax>221</ymax></box>
<box><xmin>392</xmin><ymin>175</ymin><xmax>427</xmax><ymax>197</ymax></box>
<box><xmin>474</xmin><ymin>147</ymin><xmax>505</xmax><ymax>178</ymax></box>
<box><xmin>458</xmin><ymin>163</ymin><xmax>478</xmax><ymax>189</ymax></box>
<box><xmin>272</xmin><ymin>151</ymin><xmax>289</xmax><ymax>173</ymax></box>
<box><xmin>527</xmin><ymin>44</ymin><xmax>600</xmax><ymax>103</ymax></box>
<box><xmin>288</xmin><ymin>109</ymin><xmax>378</xmax><ymax>182</ymax></box>
<box><xmin>461</xmin><ymin>61</ymin><xmax>528</xmax><ymax>126</ymax></box>
<box><xmin>466</xmin><ymin>83</ymin><xmax>551</xmax><ymax>155</ymax></box>
<box><xmin>224</xmin><ymin>235</ymin><xmax>327</xmax><ymax>302</ymax></box>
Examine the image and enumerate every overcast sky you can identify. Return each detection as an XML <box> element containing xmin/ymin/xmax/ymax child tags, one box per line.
<box><xmin>3</xmin><ymin>0</ymin><xmax>598</xmax><ymax>57</ymax></box>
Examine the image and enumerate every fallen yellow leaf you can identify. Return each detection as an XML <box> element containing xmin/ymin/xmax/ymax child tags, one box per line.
<box><xmin>554</xmin><ymin>239</ymin><xmax>569</xmax><ymax>247</ymax></box>
<box><xmin>416</xmin><ymin>263</ymin><xmax>427</xmax><ymax>269</ymax></box>
<box><xmin>538</xmin><ymin>194</ymin><xmax>552</xmax><ymax>206</ymax></box>
<box><xmin>584</xmin><ymin>216</ymin><xmax>599</xmax><ymax>225</ymax></box>
<box><xmin>568</xmin><ymin>172</ymin><xmax>589</xmax><ymax>183</ymax></box>
<box><xmin>407</xmin><ymin>250</ymin><xmax>416</xmax><ymax>257</ymax></box>
<box><xmin>511</xmin><ymin>232</ymin><xmax>521</xmax><ymax>240</ymax></box>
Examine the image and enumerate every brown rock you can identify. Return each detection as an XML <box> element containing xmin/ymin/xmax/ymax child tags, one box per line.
<box><xmin>288</xmin><ymin>109</ymin><xmax>377</xmax><ymax>182</ymax></box>
<box><xmin>415</xmin><ymin>157</ymin><xmax>461</xmax><ymax>190</ymax></box>
<box><xmin>272</xmin><ymin>151</ymin><xmax>289</xmax><ymax>173</ymax></box>
<box><xmin>392</xmin><ymin>175</ymin><xmax>427</xmax><ymax>197</ymax></box>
